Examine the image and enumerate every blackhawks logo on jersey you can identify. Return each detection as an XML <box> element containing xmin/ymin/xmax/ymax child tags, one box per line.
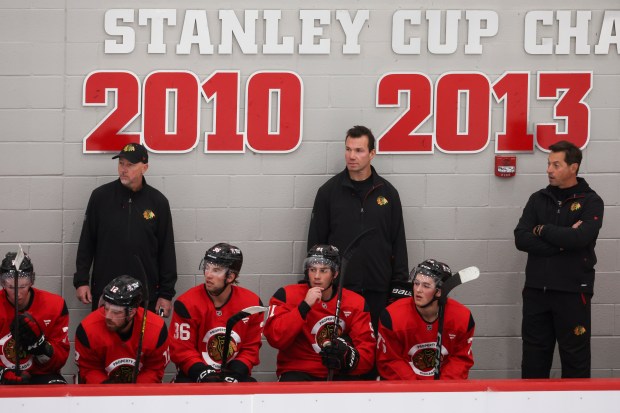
<box><xmin>408</xmin><ymin>342</ymin><xmax>444</xmax><ymax>377</ymax></box>
<box><xmin>108</xmin><ymin>364</ymin><xmax>135</xmax><ymax>383</ymax></box>
<box><xmin>202</xmin><ymin>327</ymin><xmax>241</xmax><ymax>369</ymax></box>
<box><xmin>207</xmin><ymin>334</ymin><xmax>237</xmax><ymax>363</ymax></box>
<box><xmin>310</xmin><ymin>316</ymin><xmax>345</xmax><ymax>353</ymax></box>
<box><xmin>0</xmin><ymin>333</ymin><xmax>33</xmax><ymax>370</ymax></box>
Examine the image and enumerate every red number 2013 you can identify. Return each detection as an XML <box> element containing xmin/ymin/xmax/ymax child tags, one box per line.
<box><xmin>376</xmin><ymin>71</ymin><xmax>592</xmax><ymax>153</ymax></box>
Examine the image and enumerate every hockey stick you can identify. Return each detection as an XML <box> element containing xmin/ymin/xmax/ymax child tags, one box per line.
<box><xmin>326</xmin><ymin>227</ymin><xmax>376</xmax><ymax>381</ymax></box>
<box><xmin>12</xmin><ymin>245</ymin><xmax>26</xmax><ymax>378</ymax></box>
<box><xmin>133</xmin><ymin>255</ymin><xmax>150</xmax><ymax>384</ymax></box>
<box><xmin>433</xmin><ymin>266</ymin><xmax>479</xmax><ymax>380</ymax></box>
<box><xmin>220</xmin><ymin>305</ymin><xmax>268</xmax><ymax>369</ymax></box>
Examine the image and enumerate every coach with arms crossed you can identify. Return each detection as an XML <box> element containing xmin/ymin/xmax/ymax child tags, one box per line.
<box><xmin>515</xmin><ymin>140</ymin><xmax>604</xmax><ymax>378</ymax></box>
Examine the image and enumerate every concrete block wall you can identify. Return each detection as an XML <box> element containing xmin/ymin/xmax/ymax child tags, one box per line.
<box><xmin>0</xmin><ymin>1</ymin><xmax>619</xmax><ymax>381</ymax></box>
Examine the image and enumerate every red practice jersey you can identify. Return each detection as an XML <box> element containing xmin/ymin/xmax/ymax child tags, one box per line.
<box><xmin>0</xmin><ymin>288</ymin><xmax>69</xmax><ymax>376</ymax></box>
<box><xmin>264</xmin><ymin>284</ymin><xmax>375</xmax><ymax>378</ymax></box>
<box><xmin>377</xmin><ymin>297</ymin><xmax>475</xmax><ymax>380</ymax></box>
<box><xmin>169</xmin><ymin>285</ymin><xmax>263</xmax><ymax>376</ymax></box>
<box><xmin>75</xmin><ymin>307</ymin><xmax>170</xmax><ymax>383</ymax></box>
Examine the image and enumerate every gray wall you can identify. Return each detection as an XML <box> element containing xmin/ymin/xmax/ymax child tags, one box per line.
<box><xmin>0</xmin><ymin>1</ymin><xmax>619</xmax><ymax>381</ymax></box>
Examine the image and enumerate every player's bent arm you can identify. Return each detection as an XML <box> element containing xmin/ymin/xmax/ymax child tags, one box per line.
<box><xmin>348</xmin><ymin>307</ymin><xmax>376</xmax><ymax>375</ymax></box>
<box><xmin>231</xmin><ymin>311</ymin><xmax>263</xmax><ymax>374</ymax></box>
<box><xmin>38</xmin><ymin>301</ymin><xmax>70</xmax><ymax>373</ymax></box>
<box><xmin>137</xmin><ymin>324</ymin><xmax>170</xmax><ymax>383</ymax></box>
<box><xmin>376</xmin><ymin>312</ymin><xmax>416</xmax><ymax>380</ymax></box>
<box><xmin>440</xmin><ymin>314</ymin><xmax>475</xmax><ymax>380</ymax></box>
<box><xmin>74</xmin><ymin>324</ymin><xmax>109</xmax><ymax>384</ymax></box>
<box><xmin>168</xmin><ymin>301</ymin><xmax>205</xmax><ymax>374</ymax></box>
<box><xmin>263</xmin><ymin>291</ymin><xmax>307</xmax><ymax>349</ymax></box>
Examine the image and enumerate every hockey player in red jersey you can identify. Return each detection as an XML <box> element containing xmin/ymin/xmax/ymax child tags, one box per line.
<box><xmin>264</xmin><ymin>244</ymin><xmax>375</xmax><ymax>381</ymax></box>
<box><xmin>170</xmin><ymin>243</ymin><xmax>263</xmax><ymax>383</ymax></box>
<box><xmin>377</xmin><ymin>259</ymin><xmax>475</xmax><ymax>380</ymax></box>
<box><xmin>74</xmin><ymin>275</ymin><xmax>170</xmax><ymax>383</ymax></box>
<box><xmin>0</xmin><ymin>251</ymin><xmax>69</xmax><ymax>385</ymax></box>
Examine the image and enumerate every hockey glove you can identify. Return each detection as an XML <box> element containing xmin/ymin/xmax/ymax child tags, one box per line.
<box><xmin>188</xmin><ymin>363</ymin><xmax>222</xmax><ymax>383</ymax></box>
<box><xmin>0</xmin><ymin>368</ymin><xmax>31</xmax><ymax>385</ymax></box>
<box><xmin>219</xmin><ymin>370</ymin><xmax>242</xmax><ymax>383</ymax></box>
<box><xmin>11</xmin><ymin>313</ymin><xmax>53</xmax><ymax>358</ymax></box>
<box><xmin>320</xmin><ymin>337</ymin><xmax>359</xmax><ymax>373</ymax></box>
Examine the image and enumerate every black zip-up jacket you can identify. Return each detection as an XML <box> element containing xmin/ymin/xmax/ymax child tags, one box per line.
<box><xmin>514</xmin><ymin>177</ymin><xmax>604</xmax><ymax>294</ymax></box>
<box><xmin>74</xmin><ymin>178</ymin><xmax>177</xmax><ymax>304</ymax></box>
<box><xmin>308</xmin><ymin>166</ymin><xmax>408</xmax><ymax>293</ymax></box>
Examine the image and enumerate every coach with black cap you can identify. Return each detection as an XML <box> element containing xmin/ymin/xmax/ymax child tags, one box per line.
<box><xmin>74</xmin><ymin>143</ymin><xmax>177</xmax><ymax>317</ymax></box>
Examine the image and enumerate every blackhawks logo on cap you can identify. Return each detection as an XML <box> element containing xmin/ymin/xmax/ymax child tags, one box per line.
<box><xmin>122</xmin><ymin>144</ymin><xmax>136</xmax><ymax>152</ymax></box>
<box><xmin>143</xmin><ymin>210</ymin><xmax>155</xmax><ymax>220</ymax></box>
<box><xmin>377</xmin><ymin>196</ymin><xmax>388</xmax><ymax>206</ymax></box>
<box><xmin>570</xmin><ymin>202</ymin><xmax>581</xmax><ymax>212</ymax></box>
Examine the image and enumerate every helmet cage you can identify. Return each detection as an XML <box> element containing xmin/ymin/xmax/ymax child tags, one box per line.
<box><xmin>303</xmin><ymin>257</ymin><xmax>338</xmax><ymax>275</ymax></box>
<box><xmin>409</xmin><ymin>259</ymin><xmax>452</xmax><ymax>289</ymax></box>
<box><xmin>0</xmin><ymin>253</ymin><xmax>35</xmax><ymax>284</ymax></box>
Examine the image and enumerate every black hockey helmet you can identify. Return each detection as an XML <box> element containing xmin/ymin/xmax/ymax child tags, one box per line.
<box><xmin>101</xmin><ymin>275</ymin><xmax>143</xmax><ymax>309</ymax></box>
<box><xmin>409</xmin><ymin>259</ymin><xmax>452</xmax><ymax>289</ymax></box>
<box><xmin>0</xmin><ymin>251</ymin><xmax>35</xmax><ymax>283</ymax></box>
<box><xmin>304</xmin><ymin>244</ymin><xmax>341</xmax><ymax>276</ymax></box>
<box><xmin>202</xmin><ymin>243</ymin><xmax>243</xmax><ymax>275</ymax></box>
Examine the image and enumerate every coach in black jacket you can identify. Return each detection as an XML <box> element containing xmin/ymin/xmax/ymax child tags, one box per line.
<box><xmin>515</xmin><ymin>140</ymin><xmax>604</xmax><ymax>379</ymax></box>
<box><xmin>308</xmin><ymin>126</ymin><xmax>408</xmax><ymax>330</ymax></box>
<box><xmin>74</xmin><ymin>143</ymin><xmax>177</xmax><ymax>317</ymax></box>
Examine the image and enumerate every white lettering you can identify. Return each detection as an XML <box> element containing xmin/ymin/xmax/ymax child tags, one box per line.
<box><xmin>219</xmin><ymin>10</ymin><xmax>258</xmax><ymax>54</ymax></box>
<box><xmin>427</xmin><ymin>10</ymin><xmax>460</xmax><ymax>54</ymax></box>
<box><xmin>104</xmin><ymin>9</ymin><xmax>135</xmax><ymax>54</ymax></box>
<box><xmin>298</xmin><ymin>10</ymin><xmax>331</xmax><ymax>54</ymax></box>
<box><xmin>524</xmin><ymin>10</ymin><xmax>554</xmax><ymax>55</ymax></box>
<box><xmin>263</xmin><ymin>10</ymin><xmax>294</xmax><ymax>54</ymax></box>
<box><xmin>392</xmin><ymin>10</ymin><xmax>421</xmax><ymax>54</ymax></box>
<box><xmin>139</xmin><ymin>9</ymin><xmax>176</xmax><ymax>54</ymax></box>
<box><xmin>336</xmin><ymin>10</ymin><xmax>369</xmax><ymax>54</ymax></box>
<box><xmin>595</xmin><ymin>10</ymin><xmax>620</xmax><ymax>54</ymax></box>
<box><xmin>556</xmin><ymin>10</ymin><xmax>591</xmax><ymax>55</ymax></box>
<box><xmin>464</xmin><ymin>10</ymin><xmax>498</xmax><ymax>54</ymax></box>
<box><xmin>176</xmin><ymin>10</ymin><xmax>214</xmax><ymax>55</ymax></box>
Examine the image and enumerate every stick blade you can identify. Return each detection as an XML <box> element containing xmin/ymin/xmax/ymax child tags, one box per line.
<box><xmin>440</xmin><ymin>266</ymin><xmax>480</xmax><ymax>300</ymax></box>
<box><xmin>457</xmin><ymin>266</ymin><xmax>480</xmax><ymax>284</ymax></box>
<box><xmin>14</xmin><ymin>244</ymin><xmax>25</xmax><ymax>273</ymax></box>
<box><xmin>239</xmin><ymin>305</ymin><xmax>269</xmax><ymax>316</ymax></box>
<box><xmin>225</xmin><ymin>306</ymin><xmax>268</xmax><ymax>329</ymax></box>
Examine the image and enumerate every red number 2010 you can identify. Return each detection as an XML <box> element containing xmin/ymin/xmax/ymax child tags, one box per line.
<box><xmin>83</xmin><ymin>70</ymin><xmax>303</xmax><ymax>153</ymax></box>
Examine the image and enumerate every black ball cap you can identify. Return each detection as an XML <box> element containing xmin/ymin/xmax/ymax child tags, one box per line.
<box><xmin>112</xmin><ymin>143</ymin><xmax>148</xmax><ymax>164</ymax></box>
